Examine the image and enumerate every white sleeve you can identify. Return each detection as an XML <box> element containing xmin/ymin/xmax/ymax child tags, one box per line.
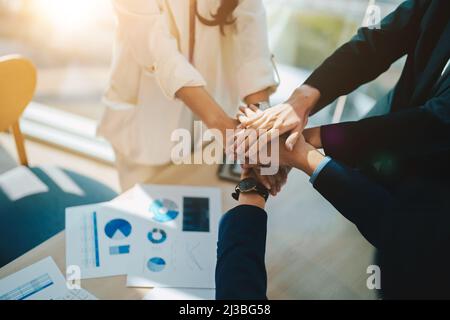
<box><xmin>112</xmin><ymin>0</ymin><xmax>206</xmax><ymax>100</ymax></box>
<box><xmin>234</xmin><ymin>0</ymin><xmax>278</xmax><ymax>101</ymax></box>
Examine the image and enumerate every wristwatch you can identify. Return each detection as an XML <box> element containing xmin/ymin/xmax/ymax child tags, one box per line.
<box><xmin>254</xmin><ymin>101</ymin><xmax>271</xmax><ymax>111</ymax></box>
<box><xmin>232</xmin><ymin>178</ymin><xmax>269</xmax><ymax>202</ymax></box>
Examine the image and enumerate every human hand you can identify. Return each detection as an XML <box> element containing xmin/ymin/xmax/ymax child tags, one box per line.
<box><xmin>237</xmin><ymin>103</ymin><xmax>304</xmax><ymax>152</ymax></box>
<box><xmin>241</xmin><ymin>132</ymin><xmax>322</xmax><ymax>178</ymax></box>
<box><xmin>303</xmin><ymin>126</ymin><xmax>322</xmax><ymax>149</ymax></box>
<box><xmin>235</xmin><ymin>84</ymin><xmax>320</xmax><ymax>153</ymax></box>
<box><xmin>279</xmin><ymin>133</ymin><xmax>325</xmax><ymax>176</ymax></box>
<box><xmin>249</xmin><ymin>165</ymin><xmax>290</xmax><ymax>196</ymax></box>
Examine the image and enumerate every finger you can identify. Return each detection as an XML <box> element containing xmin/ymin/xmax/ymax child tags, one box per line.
<box><xmin>285</xmin><ymin>125</ymin><xmax>302</xmax><ymax>151</ymax></box>
<box><xmin>241</xmin><ymin>168</ymin><xmax>252</xmax><ymax>180</ymax></box>
<box><xmin>240</xmin><ymin>110</ymin><xmax>264</xmax><ymax>126</ymax></box>
<box><xmin>250</xmin><ymin>115</ymin><xmax>276</xmax><ymax>131</ymax></box>
<box><xmin>242</xmin><ymin>130</ymin><xmax>259</xmax><ymax>160</ymax></box>
<box><xmin>240</xmin><ymin>105</ymin><xmax>257</xmax><ymax>119</ymax></box>
<box><xmin>249</xmin><ymin>104</ymin><xmax>263</xmax><ymax>115</ymax></box>
<box><xmin>246</xmin><ymin>127</ymin><xmax>281</xmax><ymax>160</ymax></box>
<box><xmin>268</xmin><ymin>176</ymin><xmax>278</xmax><ymax>196</ymax></box>
<box><xmin>241</xmin><ymin>163</ymin><xmax>257</xmax><ymax>169</ymax></box>
<box><xmin>244</xmin><ymin>113</ymin><xmax>268</xmax><ymax>128</ymax></box>
<box><xmin>236</xmin><ymin>134</ymin><xmax>249</xmax><ymax>156</ymax></box>
<box><xmin>237</xmin><ymin>114</ymin><xmax>247</xmax><ymax>125</ymax></box>
<box><xmin>255</xmin><ymin>170</ymin><xmax>271</xmax><ymax>190</ymax></box>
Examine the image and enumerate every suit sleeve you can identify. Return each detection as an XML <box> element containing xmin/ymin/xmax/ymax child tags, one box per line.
<box><xmin>304</xmin><ymin>0</ymin><xmax>429</xmax><ymax>110</ymax></box>
<box><xmin>215</xmin><ymin>205</ymin><xmax>268</xmax><ymax>300</ymax></box>
<box><xmin>313</xmin><ymin>160</ymin><xmax>400</xmax><ymax>249</ymax></box>
<box><xmin>320</xmin><ymin>88</ymin><xmax>450</xmax><ymax>168</ymax></box>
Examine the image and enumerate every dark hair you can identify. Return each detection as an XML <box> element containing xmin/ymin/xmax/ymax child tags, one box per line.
<box><xmin>197</xmin><ymin>0</ymin><xmax>239</xmax><ymax>35</ymax></box>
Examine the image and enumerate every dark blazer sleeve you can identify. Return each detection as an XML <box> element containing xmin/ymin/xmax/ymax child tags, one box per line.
<box><xmin>320</xmin><ymin>88</ymin><xmax>450</xmax><ymax>168</ymax></box>
<box><xmin>215</xmin><ymin>205</ymin><xmax>268</xmax><ymax>300</ymax></box>
<box><xmin>305</xmin><ymin>0</ymin><xmax>428</xmax><ymax>110</ymax></box>
<box><xmin>313</xmin><ymin>159</ymin><xmax>400</xmax><ymax>249</ymax></box>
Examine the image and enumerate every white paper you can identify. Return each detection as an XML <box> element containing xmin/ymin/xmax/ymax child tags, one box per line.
<box><xmin>0</xmin><ymin>166</ymin><xmax>49</xmax><ymax>201</ymax></box>
<box><xmin>54</xmin><ymin>288</ymin><xmax>97</xmax><ymax>300</ymax></box>
<box><xmin>143</xmin><ymin>287</ymin><xmax>215</xmax><ymax>300</ymax></box>
<box><xmin>0</xmin><ymin>257</ymin><xmax>96</xmax><ymax>300</ymax></box>
<box><xmin>126</xmin><ymin>184</ymin><xmax>221</xmax><ymax>289</ymax></box>
<box><xmin>40</xmin><ymin>166</ymin><xmax>84</xmax><ymax>196</ymax></box>
<box><xmin>66</xmin><ymin>203</ymin><xmax>148</xmax><ymax>279</ymax></box>
<box><xmin>65</xmin><ymin>184</ymin><xmax>221</xmax><ymax>288</ymax></box>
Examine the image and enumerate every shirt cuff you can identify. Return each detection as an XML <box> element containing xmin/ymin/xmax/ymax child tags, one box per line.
<box><xmin>309</xmin><ymin>156</ymin><xmax>332</xmax><ymax>185</ymax></box>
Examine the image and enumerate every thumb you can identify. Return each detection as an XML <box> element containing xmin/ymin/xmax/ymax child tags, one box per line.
<box><xmin>285</xmin><ymin>125</ymin><xmax>301</xmax><ymax>151</ymax></box>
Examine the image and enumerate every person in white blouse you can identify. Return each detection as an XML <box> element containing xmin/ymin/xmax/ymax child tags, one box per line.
<box><xmin>97</xmin><ymin>0</ymin><xmax>278</xmax><ymax>191</ymax></box>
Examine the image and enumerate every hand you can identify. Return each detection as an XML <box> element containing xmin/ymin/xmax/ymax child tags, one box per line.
<box><xmin>237</xmin><ymin>103</ymin><xmax>304</xmax><ymax>152</ymax></box>
<box><xmin>278</xmin><ymin>133</ymin><xmax>325</xmax><ymax>176</ymax></box>
<box><xmin>250</xmin><ymin>165</ymin><xmax>290</xmax><ymax>196</ymax></box>
<box><xmin>240</xmin><ymin>132</ymin><xmax>323</xmax><ymax>178</ymax></box>
<box><xmin>219</xmin><ymin>116</ymin><xmax>240</xmax><ymax>153</ymax></box>
<box><xmin>285</xmin><ymin>84</ymin><xmax>321</xmax><ymax>125</ymax></box>
<box><xmin>303</xmin><ymin>127</ymin><xmax>322</xmax><ymax>149</ymax></box>
<box><xmin>236</xmin><ymin>84</ymin><xmax>320</xmax><ymax>153</ymax></box>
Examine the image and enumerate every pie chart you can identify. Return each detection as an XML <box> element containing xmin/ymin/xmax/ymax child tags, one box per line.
<box><xmin>149</xmin><ymin>199</ymin><xmax>179</xmax><ymax>223</ymax></box>
<box><xmin>147</xmin><ymin>257</ymin><xmax>166</xmax><ymax>272</ymax></box>
<box><xmin>104</xmin><ymin>219</ymin><xmax>132</xmax><ymax>240</ymax></box>
<box><xmin>148</xmin><ymin>228</ymin><xmax>167</xmax><ymax>244</ymax></box>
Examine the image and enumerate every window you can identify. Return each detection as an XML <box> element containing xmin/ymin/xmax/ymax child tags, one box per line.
<box><xmin>0</xmin><ymin>0</ymin><xmax>115</xmax><ymax>161</ymax></box>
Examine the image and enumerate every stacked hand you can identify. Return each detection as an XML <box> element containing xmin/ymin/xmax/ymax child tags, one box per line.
<box><xmin>232</xmin><ymin>85</ymin><xmax>322</xmax><ymax>196</ymax></box>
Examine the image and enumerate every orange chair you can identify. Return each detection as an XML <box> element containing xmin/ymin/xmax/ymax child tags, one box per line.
<box><xmin>0</xmin><ymin>55</ymin><xmax>36</xmax><ymax>166</ymax></box>
<box><xmin>0</xmin><ymin>55</ymin><xmax>117</xmax><ymax>267</ymax></box>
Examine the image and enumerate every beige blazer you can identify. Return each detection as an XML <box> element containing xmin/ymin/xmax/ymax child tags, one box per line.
<box><xmin>98</xmin><ymin>0</ymin><xmax>277</xmax><ymax>165</ymax></box>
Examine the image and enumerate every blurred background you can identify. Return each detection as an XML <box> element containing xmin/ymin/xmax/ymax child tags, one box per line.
<box><xmin>0</xmin><ymin>0</ymin><xmax>404</xmax><ymax>162</ymax></box>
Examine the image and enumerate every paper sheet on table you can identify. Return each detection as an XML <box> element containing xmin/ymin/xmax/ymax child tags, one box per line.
<box><xmin>143</xmin><ymin>287</ymin><xmax>215</xmax><ymax>300</ymax></box>
<box><xmin>0</xmin><ymin>257</ymin><xmax>96</xmax><ymax>300</ymax></box>
<box><xmin>125</xmin><ymin>184</ymin><xmax>221</xmax><ymax>289</ymax></box>
<box><xmin>0</xmin><ymin>166</ymin><xmax>48</xmax><ymax>201</ymax></box>
<box><xmin>66</xmin><ymin>202</ymin><xmax>150</xmax><ymax>279</ymax></box>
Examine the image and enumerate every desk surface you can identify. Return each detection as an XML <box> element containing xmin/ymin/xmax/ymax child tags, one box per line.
<box><xmin>0</xmin><ymin>162</ymin><xmax>236</xmax><ymax>300</ymax></box>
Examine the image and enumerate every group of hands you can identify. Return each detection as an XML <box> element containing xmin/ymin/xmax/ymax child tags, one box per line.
<box><xmin>224</xmin><ymin>85</ymin><xmax>324</xmax><ymax>197</ymax></box>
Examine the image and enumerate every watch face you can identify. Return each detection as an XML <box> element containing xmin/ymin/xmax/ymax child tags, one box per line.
<box><xmin>239</xmin><ymin>178</ymin><xmax>257</xmax><ymax>192</ymax></box>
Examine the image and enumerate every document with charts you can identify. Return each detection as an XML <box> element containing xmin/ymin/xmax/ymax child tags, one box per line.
<box><xmin>125</xmin><ymin>184</ymin><xmax>221</xmax><ymax>289</ymax></box>
<box><xmin>0</xmin><ymin>257</ymin><xmax>96</xmax><ymax>300</ymax></box>
<box><xmin>65</xmin><ymin>202</ymin><xmax>149</xmax><ymax>279</ymax></box>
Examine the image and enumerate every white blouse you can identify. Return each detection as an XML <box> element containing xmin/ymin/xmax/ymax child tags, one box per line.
<box><xmin>98</xmin><ymin>0</ymin><xmax>277</xmax><ymax>164</ymax></box>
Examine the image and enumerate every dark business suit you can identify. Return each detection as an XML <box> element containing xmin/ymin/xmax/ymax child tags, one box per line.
<box><xmin>305</xmin><ymin>0</ymin><xmax>450</xmax><ymax>167</ymax></box>
<box><xmin>216</xmin><ymin>0</ymin><xmax>450</xmax><ymax>300</ymax></box>
<box><xmin>216</xmin><ymin>205</ymin><xmax>268</xmax><ymax>300</ymax></box>
<box><xmin>216</xmin><ymin>0</ymin><xmax>450</xmax><ymax>299</ymax></box>
<box><xmin>304</xmin><ymin>0</ymin><xmax>450</xmax><ymax>299</ymax></box>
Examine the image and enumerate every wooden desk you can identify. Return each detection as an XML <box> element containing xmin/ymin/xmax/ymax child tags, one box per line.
<box><xmin>0</xmin><ymin>163</ymin><xmax>235</xmax><ymax>300</ymax></box>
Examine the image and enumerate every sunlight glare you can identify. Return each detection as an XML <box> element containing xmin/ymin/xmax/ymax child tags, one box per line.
<box><xmin>33</xmin><ymin>0</ymin><xmax>100</xmax><ymax>33</ymax></box>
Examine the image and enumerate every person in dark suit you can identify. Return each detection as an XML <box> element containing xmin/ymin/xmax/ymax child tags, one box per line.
<box><xmin>216</xmin><ymin>171</ymin><xmax>269</xmax><ymax>300</ymax></box>
<box><xmin>226</xmin><ymin>0</ymin><xmax>450</xmax><ymax>299</ymax></box>
<box><xmin>217</xmin><ymin>131</ymin><xmax>450</xmax><ymax>300</ymax></box>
